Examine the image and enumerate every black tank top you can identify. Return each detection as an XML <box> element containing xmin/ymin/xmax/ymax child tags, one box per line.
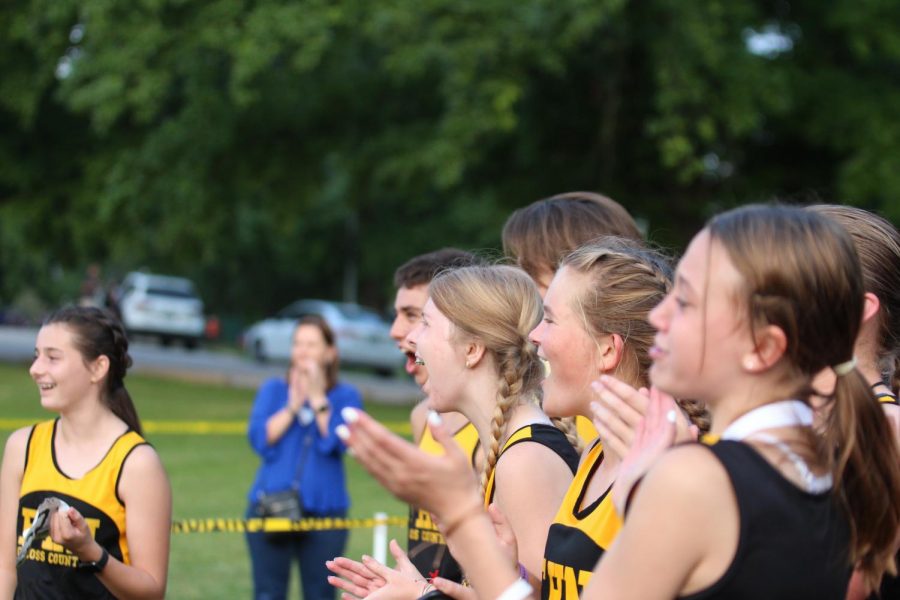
<box><xmin>681</xmin><ymin>440</ymin><xmax>851</xmax><ymax>600</ymax></box>
<box><xmin>484</xmin><ymin>423</ymin><xmax>580</xmax><ymax>505</ymax></box>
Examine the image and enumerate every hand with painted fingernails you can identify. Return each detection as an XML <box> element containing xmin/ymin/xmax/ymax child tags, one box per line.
<box><xmin>337</xmin><ymin>407</ymin><xmax>482</xmax><ymax>522</ymax></box>
<box><xmin>610</xmin><ymin>387</ymin><xmax>680</xmax><ymax>518</ymax></box>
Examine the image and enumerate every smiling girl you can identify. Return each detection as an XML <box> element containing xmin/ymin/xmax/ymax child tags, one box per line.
<box><xmin>0</xmin><ymin>306</ymin><xmax>171</xmax><ymax>599</ymax></box>
<box><xmin>530</xmin><ymin>239</ymin><xmax>689</xmax><ymax>599</ymax></box>
<box><xmin>587</xmin><ymin>204</ymin><xmax>900</xmax><ymax>598</ymax></box>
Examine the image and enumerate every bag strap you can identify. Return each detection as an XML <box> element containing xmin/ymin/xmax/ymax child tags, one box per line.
<box><xmin>291</xmin><ymin>426</ymin><xmax>314</xmax><ymax>492</ymax></box>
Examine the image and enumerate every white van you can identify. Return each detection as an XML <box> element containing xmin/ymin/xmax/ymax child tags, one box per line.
<box><xmin>118</xmin><ymin>272</ymin><xmax>205</xmax><ymax>348</ymax></box>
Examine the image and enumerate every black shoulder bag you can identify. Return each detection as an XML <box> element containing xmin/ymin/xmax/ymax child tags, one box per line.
<box><xmin>254</xmin><ymin>423</ymin><xmax>313</xmax><ymax>538</ymax></box>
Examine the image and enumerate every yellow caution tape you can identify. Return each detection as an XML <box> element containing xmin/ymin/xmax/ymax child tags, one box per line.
<box><xmin>171</xmin><ymin>515</ymin><xmax>407</xmax><ymax>533</ymax></box>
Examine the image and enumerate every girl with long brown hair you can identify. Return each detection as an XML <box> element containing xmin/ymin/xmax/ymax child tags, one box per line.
<box><xmin>0</xmin><ymin>306</ymin><xmax>170</xmax><ymax>599</ymax></box>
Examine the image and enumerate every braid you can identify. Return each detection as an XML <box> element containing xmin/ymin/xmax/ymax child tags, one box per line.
<box><xmin>105</xmin><ymin>312</ymin><xmax>133</xmax><ymax>385</ymax></box>
<box><xmin>675</xmin><ymin>397</ymin><xmax>710</xmax><ymax>435</ymax></box>
<box><xmin>551</xmin><ymin>417</ymin><xmax>582</xmax><ymax>453</ymax></box>
<box><xmin>479</xmin><ymin>343</ymin><xmax>543</xmax><ymax>496</ymax></box>
<box><xmin>480</xmin><ymin>356</ymin><xmax>520</xmax><ymax>495</ymax></box>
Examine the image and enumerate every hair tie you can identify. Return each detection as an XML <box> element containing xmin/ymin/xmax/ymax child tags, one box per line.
<box><xmin>833</xmin><ymin>356</ymin><xmax>858</xmax><ymax>377</ymax></box>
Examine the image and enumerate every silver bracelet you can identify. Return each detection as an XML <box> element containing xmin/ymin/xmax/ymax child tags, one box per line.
<box><xmin>495</xmin><ymin>578</ymin><xmax>532</xmax><ymax>600</ymax></box>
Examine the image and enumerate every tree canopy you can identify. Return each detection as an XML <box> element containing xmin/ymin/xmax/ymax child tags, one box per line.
<box><xmin>1</xmin><ymin>0</ymin><xmax>898</xmax><ymax>323</ymax></box>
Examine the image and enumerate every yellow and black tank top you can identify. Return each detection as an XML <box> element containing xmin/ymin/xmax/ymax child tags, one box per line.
<box><xmin>541</xmin><ymin>440</ymin><xmax>621</xmax><ymax>600</ymax></box>
<box><xmin>574</xmin><ymin>416</ymin><xmax>598</xmax><ymax>447</ymax></box>
<box><xmin>484</xmin><ymin>423</ymin><xmax>580</xmax><ymax>507</ymax></box>
<box><xmin>877</xmin><ymin>391</ymin><xmax>898</xmax><ymax>405</ymax></box>
<box><xmin>407</xmin><ymin>421</ymin><xmax>480</xmax><ymax>582</ymax></box>
<box><xmin>16</xmin><ymin>419</ymin><xmax>148</xmax><ymax>600</ymax></box>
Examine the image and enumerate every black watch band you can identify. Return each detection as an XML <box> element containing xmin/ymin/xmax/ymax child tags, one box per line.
<box><xmin>78</xmin><ymin>547</ymin><xmax>109</xmax><ymax>573</ymax></box>
<box><xmin>315</xmin><ymin>404</ymin><xmax>330</xmax><ymax>414</ymax></box>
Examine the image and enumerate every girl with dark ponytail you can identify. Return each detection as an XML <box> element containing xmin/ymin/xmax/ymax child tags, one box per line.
<box><xmin>0</xmin><ymin>306</ymin><xmax>170</xmax><ymax>599</ymax></box>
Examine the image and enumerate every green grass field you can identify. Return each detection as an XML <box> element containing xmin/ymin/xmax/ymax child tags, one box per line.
<box><xmin>0</xmin><ymin>362</ymin><xmax>415</xmax><ymax>598</ymax></box>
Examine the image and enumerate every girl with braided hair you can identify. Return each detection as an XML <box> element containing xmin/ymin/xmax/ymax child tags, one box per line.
<box><xmin>413</xmin><ymin>265</ymin><xmax>580</xmax><ymax>584</ymax></box>
<box><xmin>328</xmin><ymin>265</ymin><xmax>579</xmax><ymax>598</ymax></box>
<box><xmin>0</xmin><ymin>306</ymin><xmax>170</xmax><ymax>599</ymax></box>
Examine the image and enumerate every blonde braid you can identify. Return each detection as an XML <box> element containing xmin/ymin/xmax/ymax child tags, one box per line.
<box><xmin>480</xmin><ymin>347</ymin><xmax>533</xmax><ymax>495</ymax></box>
<box><xmin>675</xmin><ymin>397</ymin><xmax>710</xmax><ymax>435</ymax></box>
<box><xmin>551</xmin><ymin>417</ymin><xmax>583</xmax><ymax>454</ymax></box>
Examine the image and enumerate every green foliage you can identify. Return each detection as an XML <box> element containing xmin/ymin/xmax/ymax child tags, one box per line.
<box><xmin>1</xmin><ymin>0</ymin><xmax>898</xmax><ymax>317</ymax></box>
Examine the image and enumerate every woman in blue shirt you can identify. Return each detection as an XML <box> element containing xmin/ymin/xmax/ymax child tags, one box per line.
<box><xmin>246</xmin><ymin>315</ymin><xmax>362</xmax><ymax>600</ymax></box>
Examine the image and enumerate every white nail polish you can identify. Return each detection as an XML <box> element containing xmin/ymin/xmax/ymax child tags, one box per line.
<box><xmin>666</xmin><ymin>410</ymin><xmax>677</xmax><ymax>423</ymax></box>
<box><xmin>341</xmin><ymin>407</ymin><xmax>359</xmax><ymax>423</ymax></box>
<box><xmin>336</xmin><ymin>424</ymin><xmax>350</xmax><ymax>441</ymax></box>
<box><xmin>427</xmin><ymin>410</ymin><xmax>442</xmax><ymax>427</ymax></box>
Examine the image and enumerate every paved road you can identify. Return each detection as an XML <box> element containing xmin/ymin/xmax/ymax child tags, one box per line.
<box><xmin>0</xmin><ymin>326</ymin><xmax>421</xmax><ymax>405</ymax></box>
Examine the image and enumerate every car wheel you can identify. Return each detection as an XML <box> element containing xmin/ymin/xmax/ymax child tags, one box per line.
<box><xmin>374</xmin><ymin>367</ymin><xmax>394</xmax><ymax>378</ymax></box>
<box><xmin>253</xmin><ymin>339</ymin><xmax>268</xmax><ymax>363</ymax></box>
<box><xmin>184</xmin><ymin>338</ymin><xmax>198</xmax><ymax>350</ymax></box>
<box><xmin>160</xmin><ymin>336</ymin><xmax>173</xmax><ymax>347</ymax></box>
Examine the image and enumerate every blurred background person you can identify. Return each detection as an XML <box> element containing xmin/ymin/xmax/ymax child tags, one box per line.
<box><xmin>245</xmin><ymin>315</ymin><xmax>362</xmax><ymax>600</ymax></box>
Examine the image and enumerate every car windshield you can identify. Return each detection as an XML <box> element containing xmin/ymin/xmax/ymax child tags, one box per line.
<box><xmin>277</xmin><ymin>302</ymin><xmax>384</xmax><ymax>323</ymax></box>
<box><xmin>335</xmin><ymin>303</ymin><xmax>383</xmax><ymax>324</ymax></box>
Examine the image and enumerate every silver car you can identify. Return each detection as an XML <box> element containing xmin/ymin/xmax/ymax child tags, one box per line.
<box><xmin>241</xmin><ymin>300</ymin><xmax>403</xmax><ymax>375</ymax></box>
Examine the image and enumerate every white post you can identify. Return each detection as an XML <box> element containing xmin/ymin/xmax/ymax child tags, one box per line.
<box><xmin>373</xmin><ymin>512</ymin><xmax>388</xmax><ymax>564</ymax></box>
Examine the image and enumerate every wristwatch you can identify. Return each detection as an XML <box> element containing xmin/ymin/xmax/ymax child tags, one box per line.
<box><xmin>77</xmin><ymin>547</ymin><xmax>109</xmax><ymax>573</ymax></box>
<box><xmin>313</xmin><ymin>404</ymin><xmax>330</xmax><ymax>414</ymax></box>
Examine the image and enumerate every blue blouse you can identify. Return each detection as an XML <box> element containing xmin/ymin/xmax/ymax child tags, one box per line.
<box><xmin>246</xmin><ymin>377</ymin><xmax>362</xmax><ymax>513</ymax></box>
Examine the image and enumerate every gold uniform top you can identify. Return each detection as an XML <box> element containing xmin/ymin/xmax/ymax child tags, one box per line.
<box><xmin>574</xmin><ymin>416</ymin><xmax>598</xmax><ymax>447</ymax></box>
<box><xmin>407</xmin><ymin>422</ymin><xmax>480</xmax><ymax>582</ymax></box>
<box><xmin>541</xmin><ymin>440</ymin><xmax>621</xmax><ymax>600</ymax></box>
<box><xmin>16</xmin><ymin>419</ymin><xmax>148</xmax><ymax>600</ymax></box>
<box><xmin>877</xmin><ymin>391</ymin><xmax>898</xmax><ymax>405</ymax></box>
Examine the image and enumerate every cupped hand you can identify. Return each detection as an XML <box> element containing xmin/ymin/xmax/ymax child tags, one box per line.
<box><xmin>361</xmin><ymin>554</ymin><xmax>429</xmax><ymax>600</ymax></box>
<box><xmin>327</xmin><ymin>555</ymin><xmax>386</xmax><ymax>598</ymax></box>
<box><xmin>327</xmin><ymin>540</ymin><xmax>425</xmax><ymax>599</ymax></box>
<box><xmin>340</xmin><ymin>409</ymin><xmax>482</xmax><ymax>522</ymax></box>
<box><xmin>589</xmin><ymin>375</ymin><xmax>649</xmax><ymax>459</ymax></box>
<box><xmin>300</xmin><ymin>359</ymin><xmax>327</xmax><ymax>398</ymax></box>
<box><xmin>611</xmin><ymin>388</ymin><xmax>679</xmax><ymax>517</ymax></box>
